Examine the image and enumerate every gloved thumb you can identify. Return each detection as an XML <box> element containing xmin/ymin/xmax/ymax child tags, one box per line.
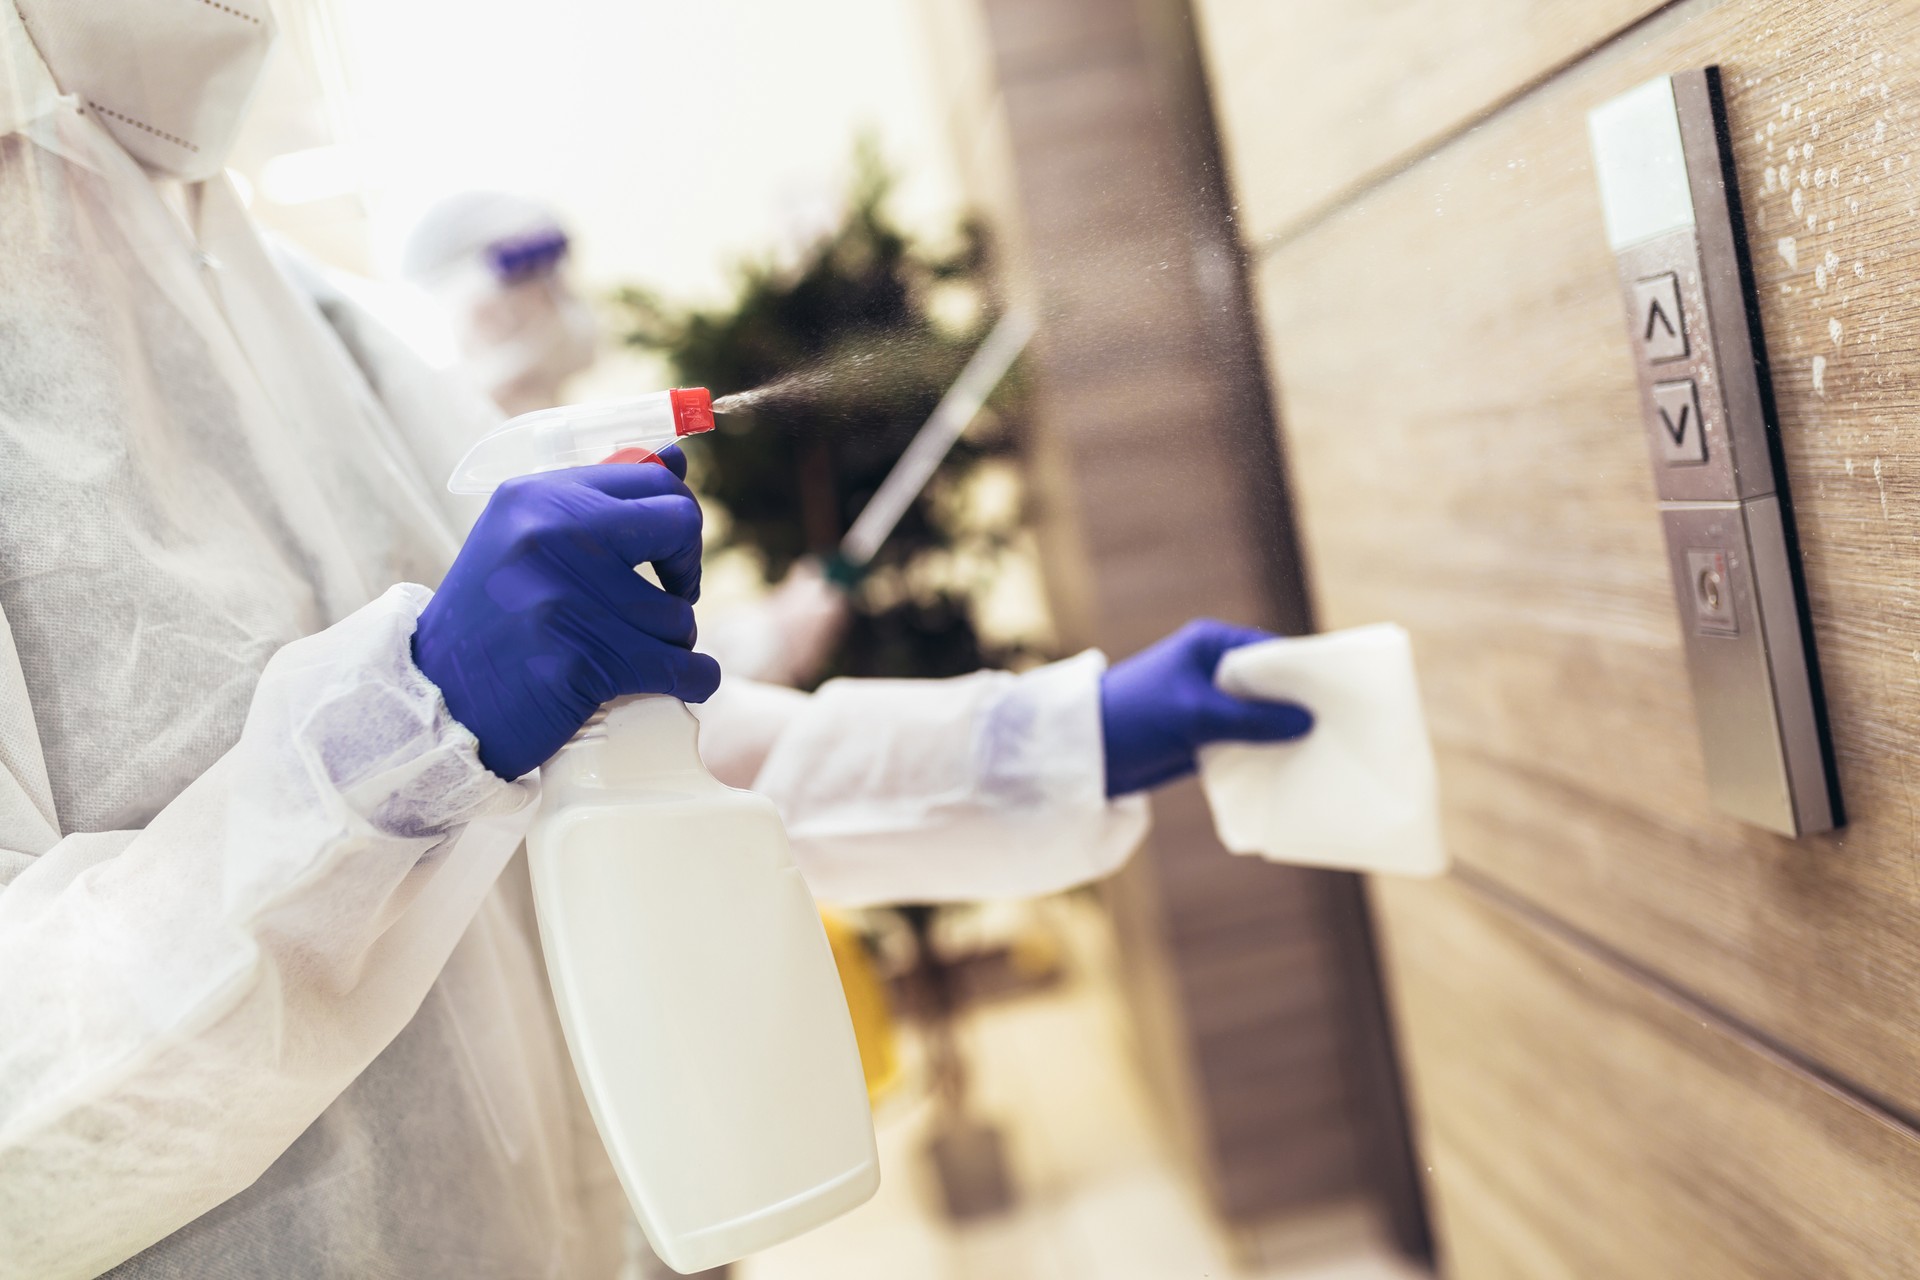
<box><xmin>1192</xmin><ymin>686</ymin><xmax>1313</xmax><ymax>746</ymax></box>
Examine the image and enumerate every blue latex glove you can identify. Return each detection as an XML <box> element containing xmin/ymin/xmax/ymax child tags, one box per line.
<box><xmin>413</xmin><ymin>448</ymin><xmax>719</xmax><ymax>780</ymax></box>
<box><xmin>1099</xmin><ymin>619</ymin><xmax>1313</xmax><ymax>798</ymax></box>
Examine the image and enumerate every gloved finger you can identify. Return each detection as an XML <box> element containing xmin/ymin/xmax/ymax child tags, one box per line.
<box><xmin>574</xmin><ymin>491</ymin><xmax>705</xmax><ymax>603</ymax></box>
<box><xmin>672</xmin><ymin>647</ymin><xmax>722</xmax><ymax>702</ymax></box>
<box><xmin>675</xmin><ymin>651</ymin><xmax>723</xmax><ymax>702</ymax></box>
<box><xmin>569</xmin><ymin>621</ymin><xmax>723</xmax><ymax>705</ymax></box>
<box><xmin>564</xmin><ymin>461</ymin><xmax>697</xmax><ymax>502</ymax></box>
<box><xmin>655</xmin><ymin>444</ymin><xmax>689</xmax><ymax>480</ymax></box>
<box><xmin>1191</xmin><ymin>686</ymin><xmax>1314</xmax><ymax>745</ymax></box>
<box><xmin>1173</xmin><ymin>618</ymin><xmax>1282</xmax><ymax>672</ymax></box>
<box><xmin>580</xmin><ymin>574</ymin><xmax>700</xmax><ymax>649</ymax></box>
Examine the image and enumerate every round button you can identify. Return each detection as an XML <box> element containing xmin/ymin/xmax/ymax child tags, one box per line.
<box><xmin>1698</xmin><ymin>566</ymin><xmax>1723</xmax><ymax>611</ymax></box>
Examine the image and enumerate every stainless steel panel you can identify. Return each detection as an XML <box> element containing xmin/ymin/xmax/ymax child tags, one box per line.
<box><xmin>1662</xmin><ymin>502</ymin><xmax>1831</xmax><ymax>835</ymax></box>
<box><xmin>1744</xmin><ymin>497</ymin><xmax>1837</xmax><ymax>836</ymax></box>
<box><xmin>1593</xmin><ymin>67</ymin><xmax>1840</xmax><ymax>837</ymax></box>
<box><xmin>1672</xmin><ymin>68</ymin><xmax>1776</xmax><ymax>497</ymax></box>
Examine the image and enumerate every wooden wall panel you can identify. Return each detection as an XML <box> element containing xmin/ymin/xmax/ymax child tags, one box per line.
<box><xmin>1191</xmin><ymin>0</ymin><xmax>1665</xmax><ymax>243</ymax></box>
<box><xmin>1252</xmin><ymin>0</ymin><xmax>1920</xmax><ymax>1122</ymax></box>
<box><xmin>1374</xmin><ymin>874</ymin><xmax>1920</xmax><ymax>1278</ymax></box>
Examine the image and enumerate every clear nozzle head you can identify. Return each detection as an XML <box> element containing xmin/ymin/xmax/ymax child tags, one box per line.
<box><xmin>448</xmin><ymin>388</ymin><xmax>714</xmax><ymax>494</ymax></box>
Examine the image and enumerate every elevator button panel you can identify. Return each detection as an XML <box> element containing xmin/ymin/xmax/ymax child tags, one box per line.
<box><xmin>1590</xmin><ymin>68</ymin><xmax>1840</xmax><ymax>837</ymax></box>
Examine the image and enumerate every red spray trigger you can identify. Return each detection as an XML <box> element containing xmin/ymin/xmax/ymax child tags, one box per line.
<box><xmin>601</xmin><ymin>446</ymin><xmax>664</xmax><ymax>467</ymax></box>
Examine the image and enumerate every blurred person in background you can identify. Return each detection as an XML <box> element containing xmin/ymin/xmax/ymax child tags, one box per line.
<box><xmin>0</xmin><ymin>4</ymin><xmax>1310</xmax><ymax>1278</ymax></box>
<box><xmin>399</xmin><ymin>191</ymin><xmax>597</xmax><ymax>419</ymax></box>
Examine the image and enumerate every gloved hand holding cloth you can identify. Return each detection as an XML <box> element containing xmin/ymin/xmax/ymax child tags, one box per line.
<box><xmin>1099</xmin><ymin>619</ymin><xmax>1316</xmax><ymax>798</ymax></box>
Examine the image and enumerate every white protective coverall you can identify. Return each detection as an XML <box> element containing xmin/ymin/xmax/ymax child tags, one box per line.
<box><xmin>0</xmin><ymin>7</ymin><xmax>1147</xmax><ymax>1277</ymax></box>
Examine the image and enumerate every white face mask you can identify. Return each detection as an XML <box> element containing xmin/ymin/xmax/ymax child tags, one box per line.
<box><xmin>13</xmin><ymin>0</ymin><xmax>278</xmax><ymax>181</ymax></box>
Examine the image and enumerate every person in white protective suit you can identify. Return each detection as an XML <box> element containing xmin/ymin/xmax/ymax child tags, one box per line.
<box><xmin>398</xmin><ymin>191</ymin><xmax>849</xmax><ymax>691</ymax></box>
<box><xmin>399</xmin><ymin>191</ymin><xmax>602</xmax><ymax>419</ymax></box>
<box><xmin>0</xmin><ymin>5</ymin><xmax>1311</xmax><ymax>1278</ymax></box>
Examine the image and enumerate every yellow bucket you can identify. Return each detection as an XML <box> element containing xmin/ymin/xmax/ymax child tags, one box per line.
<box><xmin>821</xmin><ymin>909</ymin><xmax>901</xmax><ymax>1104</ymax></box>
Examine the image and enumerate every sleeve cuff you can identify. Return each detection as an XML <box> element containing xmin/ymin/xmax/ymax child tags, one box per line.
<box><xmin>232</xmin><ymin>585</ymin><xmax>532</xmax><ymax>910</ymax></box>
<box><xmin>980</xmin><ymin>650</ymin><xmax>1149</xmax><ymax>883</ymax></box>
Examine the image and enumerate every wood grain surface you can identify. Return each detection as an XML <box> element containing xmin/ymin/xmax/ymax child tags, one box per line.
<box><xmin>1191</xmin><ymin>0</ymin><xmax>1665</xmax><ymax>244</ymax></box>
<box><xmin>1249</xmin><ymin>0</ymin><xmax>1920</xmax><ymax>1121</ymax></box>
<box><xmin>1373</xmin><ymin>873</ymin><xmax>1920</xmax><ymax>1279</ymax></box>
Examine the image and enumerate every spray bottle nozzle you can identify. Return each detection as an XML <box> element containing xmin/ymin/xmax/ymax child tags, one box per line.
<box><xmin>448</xmin><ymin>388</ymin><xmax>716</xmax><ymax>494</ymax></box>
<box><xmin>668</xmin><ymin>387</ymin><xmax>715</xmax><ymax>436</ymax></box>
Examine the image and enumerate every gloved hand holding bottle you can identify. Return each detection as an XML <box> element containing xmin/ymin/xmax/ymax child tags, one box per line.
<box><xmin>412</xmin><ymin>449</ymin><xmax>718</xmax><ymax>780</ymax></box>
<box><xmin>1100</xmin><ymin>619</ymin><xmax>1314</xmax><ymax>797</ymax></box>
<box><xmin>427</xmin><ymin>433</ymin><xmax>882</xmax><ymax>1272</ymax></box>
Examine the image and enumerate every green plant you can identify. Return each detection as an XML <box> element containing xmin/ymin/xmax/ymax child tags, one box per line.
<box><xmin>615</xmin><ymin>145</ymin><xmax>1041</xmax><ymax>682</ymax></box>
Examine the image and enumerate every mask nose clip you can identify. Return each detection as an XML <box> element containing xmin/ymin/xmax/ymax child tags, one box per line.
<box><xmin>13</xmin><ymin>0</ymin><xmax>281</xmax><ymax>181</ymax></box>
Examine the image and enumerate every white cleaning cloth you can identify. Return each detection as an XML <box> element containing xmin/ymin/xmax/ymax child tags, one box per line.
<box><xmin>1198</xmin><ymin>624</ymin><xmax>1446</xmax><ymax>877</ymax></box>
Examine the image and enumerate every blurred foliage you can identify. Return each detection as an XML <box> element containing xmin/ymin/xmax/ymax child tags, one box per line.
<box><xmin>615</xmin><ymin>144</ymin><xmax>1040</xmax><ymax>682</ymax></box>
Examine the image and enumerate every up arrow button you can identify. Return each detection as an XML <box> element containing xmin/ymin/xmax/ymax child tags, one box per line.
<box><xmin>1632</xmin><ymin>272</ymin><xmax>1689</xmax><ymax>362</ymax></box>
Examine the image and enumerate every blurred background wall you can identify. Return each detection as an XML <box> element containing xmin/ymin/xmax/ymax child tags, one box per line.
<box><xmin>918</xmin><ymin>0</ymin><xmax>1429</xmax><ymax>1256</ymax></box>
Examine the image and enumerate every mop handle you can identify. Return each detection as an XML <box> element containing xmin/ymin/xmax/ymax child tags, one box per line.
<box><xmin>837</xmin><ymin>309</ymin><xmax>1036</xmax><ymax>570</ymax></box>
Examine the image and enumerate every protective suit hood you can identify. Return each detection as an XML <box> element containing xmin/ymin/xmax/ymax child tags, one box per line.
<box><xmin>11</xmin><ymin>0</ymin><xmax>277</xmax><ymax>181</ymax></box>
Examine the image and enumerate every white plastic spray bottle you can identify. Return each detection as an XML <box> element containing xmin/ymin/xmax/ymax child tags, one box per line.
<box><xmin>450</xmin><ymin>390</ymin><xmax>880</xmax><ymax>1274</ymax></box>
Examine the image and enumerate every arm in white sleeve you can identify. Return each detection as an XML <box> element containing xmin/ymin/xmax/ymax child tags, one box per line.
<box><xmin>0</xmin><ymin>585</ymin><xmax>534</xmax><ymax>1279</ymax></box>
<box><xmin>695</xmin><ymin>651</ymin><xmax>1149</xmax><ymax>907</ymax></box>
